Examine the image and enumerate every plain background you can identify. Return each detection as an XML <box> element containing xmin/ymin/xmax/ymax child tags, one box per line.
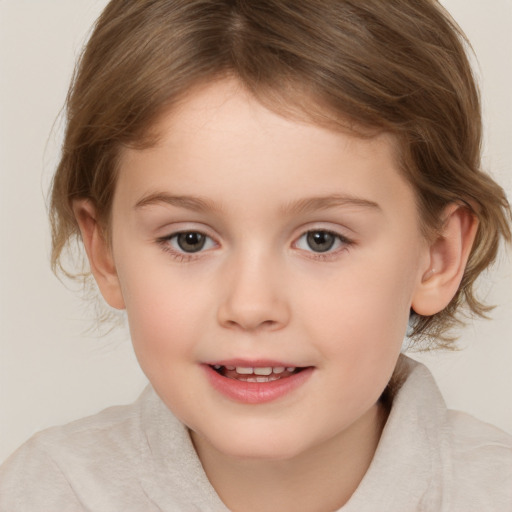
<box><xmin>0</xmin><ymin>0</ymin><xmax>511</xmax><ymax>464</ymax></box>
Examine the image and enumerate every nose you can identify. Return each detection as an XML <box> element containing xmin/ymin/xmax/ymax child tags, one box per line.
<box><xmin>217</xmin><ymin>251</ymin><xmax>290</xmax><ymax>332</ymax></box>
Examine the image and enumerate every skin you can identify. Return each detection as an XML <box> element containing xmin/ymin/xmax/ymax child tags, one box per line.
<box><xmin>75</xmin><ymin>79</ymin><xmax>478</xmax><ymax>511</ymax></box>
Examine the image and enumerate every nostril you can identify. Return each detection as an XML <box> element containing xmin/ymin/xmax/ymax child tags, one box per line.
<box><xmin>223</xmin><ymin>317</ymin><xmax>279</xmax><ymax>331</ymax></box>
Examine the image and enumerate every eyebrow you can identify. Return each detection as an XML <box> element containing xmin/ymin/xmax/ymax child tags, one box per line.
<box><xmin>280</xmin><ymin>194</ymin><xmax>381</xmax><ymax>215</ymax></box>
<box><xmin>134</xmin><ymin>193</ymin><xmax>221</xmax><ymax>212</ymax></box>
<box><xmin>134</xmin><ymin>192</ymin><xmax>381</xmax><ymax>215</ymax></box>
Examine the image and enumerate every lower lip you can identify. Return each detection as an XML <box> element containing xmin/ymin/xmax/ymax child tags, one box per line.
<box><xmin>203</xmin><ymin>365</ymin><xmax>314</xmax><ymax>404</ymax></box>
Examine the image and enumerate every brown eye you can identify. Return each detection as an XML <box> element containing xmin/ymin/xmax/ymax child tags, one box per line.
<box><xmin>305</xmin><ymin>231</ymin><xmax>336</xmax><ymax>252</ymax></box>
<box><xmin>176</xmin><ymin>232</ymin><xmax>207</xmax><ymax>253</ymax></box>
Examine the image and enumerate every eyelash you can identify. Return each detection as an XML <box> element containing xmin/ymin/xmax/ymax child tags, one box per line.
<box><xmin>156</xmin><ymin>229</ymin><xmax>354</xmax><ymax>262</ymax></box>
<box><xmin>294</xmin><ymin>230</ymin><xmax>354</xmax><ymax>261</ymax></box>
<box><xmin>156</xmin><ymin>231</ymin><xmax>216</xmax><ymax>262</ymax></box>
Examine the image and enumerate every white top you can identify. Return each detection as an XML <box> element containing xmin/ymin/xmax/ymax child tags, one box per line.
<box><xmin>1</xmin><ymin>357</ymin><xmax>511</xmax><ymax>511</ymax></box>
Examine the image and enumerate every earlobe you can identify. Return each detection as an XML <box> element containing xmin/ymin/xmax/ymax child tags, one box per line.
<box><xmin>72</xmin><ymin>200</ymin><xmax>125</xmax><ymax>310</ymax></box>
<box><xmin>412</xmin><ymin>204</ymin><xmax>479</xmax><ymax>316</ymax></box>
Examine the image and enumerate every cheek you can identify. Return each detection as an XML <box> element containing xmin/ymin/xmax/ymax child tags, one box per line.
<box><xmin>298</xmin><ymin>251</ymin><xmax>416</xmax><ymax>359</ymax></box>
<box><xmin>299</xmin><ymin>267</ymin><xmax>412</xmax><ymax>413</ymax></box>
<box><xmin>117</xmin><ymin>260</ymin><xmax>205</xmax><ymax>366</ymax></box>
<box><xmin>121</xmin><ymin>279</ymin><xmax>209</xmax><ymax>417</ymax></box>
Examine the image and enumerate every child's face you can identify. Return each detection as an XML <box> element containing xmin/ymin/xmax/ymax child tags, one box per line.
<box><xmin>109</xmin><ymin>79</ymin><xmax>431</xmax><ymax>460</ymax></box>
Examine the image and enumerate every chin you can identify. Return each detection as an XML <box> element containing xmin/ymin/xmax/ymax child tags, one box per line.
<box><xmin>196</xmin><ymin>423</ymin><xmax>313</xmax><ymax>462</ymax></box>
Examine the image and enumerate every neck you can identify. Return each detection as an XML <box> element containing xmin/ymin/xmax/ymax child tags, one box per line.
<box><xmin>192</xmin><ymin>401</ymin><xmax>388</xmax><ymax>512</ymax></box>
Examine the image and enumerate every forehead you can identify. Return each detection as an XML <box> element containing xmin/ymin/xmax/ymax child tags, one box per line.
<box><xmin>116</xmin><ymin>78</ymin><xmax>415</xmax><ymax>222</ymax></box>
<box><xmin>148</xmin><ymin>77</ymin><xmax>385</xmax><ymax>149</ymax></box>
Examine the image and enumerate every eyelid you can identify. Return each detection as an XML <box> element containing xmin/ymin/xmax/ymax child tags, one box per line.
<box><xmin>292</xmin><ymin>222</ymin><xmax>355</xmax><ymax>242</ymax></box>
<box><xmin>156</xmin><ymin>227</ymin><xmax>219</xmax><ymax>261</ymax></box>
<box><xmin>293</xmin><ymin>227</ymin><xmax>355</xmax><ymax>259</ymax></box>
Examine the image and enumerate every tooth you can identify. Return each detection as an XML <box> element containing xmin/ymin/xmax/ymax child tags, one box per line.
<box><xmin>225</xmin><ymin>366</ymin><xmax>235</xmax><ymax>371</ymax></box>
<box><xmin>236</xmin><ymin>367</ymin><xmax>254</xmax><ymax>374</ymax></box>
<box><xmin>286</xmin><ymin>367</ymin><xmax>296</xmax><ymax>372</ymax></box>
<box><xmin>254</xmin><ymin>367</ymin><xmax>272</xmax><ymax>376</ymax></box>
<box><xmin>273</xmin><ymin>367</ymin><xmax>285</xmax><ymax>374</ymax></box>
<box><xmin>246</xmin><ymin>377</ymin><xmax>258</xmax><ymax>383</ymax></box>
<box><xmin>256</xmin><ymin>377</ymin><xmax>269</xmax><ymax>383</ymax></box>
<box><xmin>213</xmin><ymin>365</ymin><xmax>222</xmax><ymax>370</ymax></box>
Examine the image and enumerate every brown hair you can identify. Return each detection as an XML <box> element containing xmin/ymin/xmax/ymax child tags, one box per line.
<box><xmin>50</xmin><ymin>0</ymin><xmax>511</xmax><ymax>346</ymax></box>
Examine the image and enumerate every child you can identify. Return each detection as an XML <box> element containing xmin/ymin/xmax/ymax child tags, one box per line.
<box><xmin>1</xmin><ymin>0</ymin><xmax>511</xmax><ymax>510</ymax></box>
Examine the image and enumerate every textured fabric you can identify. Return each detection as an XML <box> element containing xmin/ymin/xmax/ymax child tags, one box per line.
<box><xmin>1</xmin><ymin>357</ymin><xmax>511</xmax><ymax>511</ymax></box>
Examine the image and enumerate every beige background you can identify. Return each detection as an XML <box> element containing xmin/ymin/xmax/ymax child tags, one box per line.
<box><xmin>1</xmin><ymin>0</ymin><xmax>511</xmax><ymax>464</ymax></box>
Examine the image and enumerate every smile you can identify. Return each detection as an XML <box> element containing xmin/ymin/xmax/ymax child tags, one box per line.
<box><xmin>203</xmin><ymin>363</ymin><xmax>313</xmax><ymax>404</ymax></box>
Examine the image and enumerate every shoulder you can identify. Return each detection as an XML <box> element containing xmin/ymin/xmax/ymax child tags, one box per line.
<box><xmin>0</xmin><ymin>386</ymin><xmax>161</xmax><ymax>511</ymax></box>
<box><xmin>1</xmin><ymin>386</ymin><xmax>228</xmax><ymax>511</ymax></box>
<box><xmin>441</xmin><ymin>409</ymin><xmax>512</xmax><ymax>509</ymax></box>
<box><xmin>4</xmin><ymin>390</ymin><xmax>146</xmax><ymax>469</ymax></box>
<box><xmin>0</xmin><ymin>432</ymin><xmax>83</xmax><ymax>512</ymax></box>
<box><xmin>384</xmin><ymin>357</ymin><xmax>512</xmax><ymax>511</ymax></box>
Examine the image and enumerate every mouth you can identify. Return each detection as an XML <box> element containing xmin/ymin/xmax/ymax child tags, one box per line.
<box><xmin>203</xmin><ymin>362</ymin><xmax>314</xmax><ymax>404</ymax></box>
<box><xmin>209</xmin><ymin>364</ymin><xmax>307</xmax><ymax>383</ymax></box>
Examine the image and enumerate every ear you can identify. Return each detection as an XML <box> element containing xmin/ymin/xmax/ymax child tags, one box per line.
<box><xmin>73</xmin><ymin>199</ymin><xmax>125</xmax><ymax>310</ymax></box>
<box><xmin>412</xmin><ymin>204</ymin><xmax>478</xmax><ymax>316</ymax></box>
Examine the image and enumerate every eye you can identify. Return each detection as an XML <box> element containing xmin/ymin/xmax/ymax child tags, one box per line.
<box><xmin>166</xmin><ymin>231</ymin><xmax>216</xmax><ymax>253</ymax></box>
<box><xmin>295</xmin><ymin>230</ymin><xmax>349</xmax><ymax>253</ymax></box>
